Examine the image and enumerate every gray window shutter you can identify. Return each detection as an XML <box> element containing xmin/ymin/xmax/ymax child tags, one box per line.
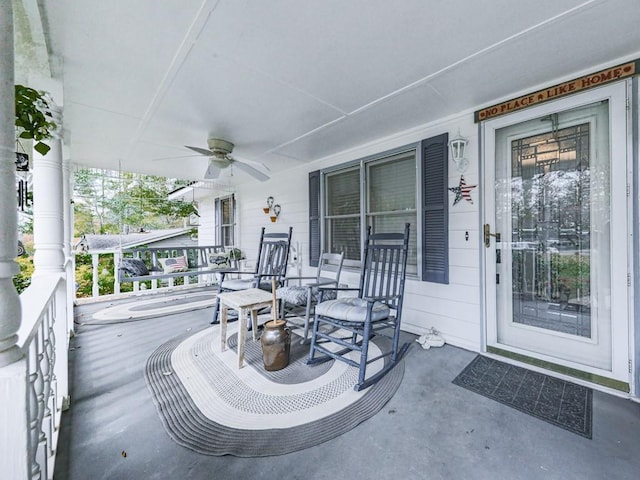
<box><xmin>421</xmin><ymin>133</ymin><xmax>449</xmax><ymax>284</ymax></box>
<box><xmin>309</xmin><ymin>170</ymin><xmax>321</xmax><ymax>267</ymax></box>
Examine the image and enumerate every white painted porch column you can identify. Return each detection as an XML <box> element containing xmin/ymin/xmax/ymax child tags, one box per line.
<box><xmin>63</xmin><ymin>158</ymin><xmax>76</xmax><ymax>334</ymax></box>
<box><xmin>32</xmin><ymin>126</ymin><xmax>66</xmax><ymax>276</ymax></box>
<box><xmin>0</xmin><ymin>3</ymin><xmax>31</xmax><ymax>478</ymax></box>
<box><xmin>57</xmin><ymin>156</ymin><xmax>73</xmax><ymax>402</ymax></box>
<box><xmin>0</xmin><ymin>0</ymin><xmax>23</xmax><ymax>367</ymax></box>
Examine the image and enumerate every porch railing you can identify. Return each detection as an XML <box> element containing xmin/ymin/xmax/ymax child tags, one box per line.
<box><xmin>77</xmin><ymin>245</ymin><xmax>227</xmax><ymax>301</ymax></box>
<box><xmin>1</xmin><ymin>273</ymin><xmax>68</xmax><ymax>479</ymax></box>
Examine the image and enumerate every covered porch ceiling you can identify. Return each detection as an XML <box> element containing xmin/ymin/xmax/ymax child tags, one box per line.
<box><xmin>36</xmin><ymin>0</ymin><xmax>640</xmax><ymax>184</ymax></box>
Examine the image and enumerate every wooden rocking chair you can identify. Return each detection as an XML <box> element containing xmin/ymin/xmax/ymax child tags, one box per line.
<box><xmin>307</xmin><ymin>224</ymin><xmax>411</xmax><ymax>391</ymax></box>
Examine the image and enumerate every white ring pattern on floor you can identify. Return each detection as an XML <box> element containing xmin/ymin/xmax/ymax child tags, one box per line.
<box><xmin>92</xmin><ymin>292</ymin><xmax>216</xmax><ymax>321</ymax></box>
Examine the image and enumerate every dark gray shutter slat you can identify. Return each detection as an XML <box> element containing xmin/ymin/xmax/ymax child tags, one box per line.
<box><xmin>421</xmin><ymin>133</ymin><xmax>449</xmax><ymax>284</ymax></box>
<box><xmin>309</xmin><ymin>170</ymin><xmax>321</xmax><ymax>267</ymax></box>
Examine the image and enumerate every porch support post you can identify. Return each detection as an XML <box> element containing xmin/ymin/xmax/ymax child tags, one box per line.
<box><xmin>32</xmin><ymin>125</ymin><xmax>66</xmax><ymax>277</ymax></box>
<box><xmin>0</xmin><ymin>3</ymin><xmax>31</xmax><ymax>478</ymax></box>
<box><xmin>57</xmin><ymin>156</ymin><xmax>72</xmax><ymax>403</ymax></box>
<box><xmin>63</xmin><ymin>158</ymin><xmax>76</xmax><ymax>334</ymax></box>
<box><xmin>0</xmin><ymin>0</ymin><xmax>23</xmax><ymax>367</ymax></box>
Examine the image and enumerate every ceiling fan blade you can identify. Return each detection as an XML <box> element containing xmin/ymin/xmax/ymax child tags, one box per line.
<box><xmin>204</xmin><ymin>162</ymin><xmax>221</xmax><ymax>179</ymax></box>
<box><xmin>233</xmin><ymin>160</ymin><xmax>270</xmax><ymax>182</ymax></box>
<box><xmin>185</xmin><ymin>145</ymin><xmax>213</xmax><ymax>156</ymax></box>
<box><xmin>232</xmin><ymin>155</ymin><xmax>270</xmax><ymax>172</ymax></box>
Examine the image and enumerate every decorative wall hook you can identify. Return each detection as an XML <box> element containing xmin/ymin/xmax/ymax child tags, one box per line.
<box><xmin>263</xmin><ymin>196</ymin><xmax>274</xmax><ymax>214</ymax></box>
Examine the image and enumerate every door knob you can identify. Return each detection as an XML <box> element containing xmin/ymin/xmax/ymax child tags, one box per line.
<box><xmin>484</xmin><ymin>224</ymin><xmax>501</xmax><ymax>248</ymax></box>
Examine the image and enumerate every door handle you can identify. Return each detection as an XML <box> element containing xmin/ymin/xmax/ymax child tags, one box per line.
<box><xmin>484</xmin><ymin>224</ymin><xmax>501</xmax><ymax>248</ymax></box>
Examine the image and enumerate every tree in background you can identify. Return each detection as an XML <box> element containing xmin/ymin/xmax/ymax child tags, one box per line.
<box><xmin>71</xmin><ymin>169</ymin><xmax>197</xmax><ymax>297</ymax></box>
<box><xmin>73</xmin><ymin>168</ymin><xmax>196</xmax><ymax>236</ymax></box>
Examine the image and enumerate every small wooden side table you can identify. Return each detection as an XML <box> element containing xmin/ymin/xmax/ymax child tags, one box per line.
<box><xmin>217</xmin><ymin>288</ymin><xmax>274</xmax><ymax>368</ymax></box>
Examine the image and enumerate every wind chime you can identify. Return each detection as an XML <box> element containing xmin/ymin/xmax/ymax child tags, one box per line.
<box><xmin>15</xmin><ymin>141</ymin><xmax>30</xmax><ymax>211</ymax></box>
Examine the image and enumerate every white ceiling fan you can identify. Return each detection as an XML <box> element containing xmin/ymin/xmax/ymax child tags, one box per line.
<box><xmin>184</xmin><ymin>138</ymin><xmax>270</xmax><ymax>181</ymax></box>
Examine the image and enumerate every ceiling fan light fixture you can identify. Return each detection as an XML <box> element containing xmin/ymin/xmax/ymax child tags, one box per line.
<box><xmin>207</xmin><ymin>138</ymin><xmax>234</xmax><ymax>155</ymax></box>
<box><xmin>210</xmin><ymin>156</ymin><xmax>232</xmax><ymax>168</ymax></box>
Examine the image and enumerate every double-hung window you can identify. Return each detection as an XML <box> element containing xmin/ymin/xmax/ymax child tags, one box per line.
<box><xmin>323</xmin><ymin>150</ymin><xmax>418</xmax><ymax>273</ymax></box>
<box><xmin>215</xmin><ymin>194</ymin><xmax>235</xmax><ymax>247</ymax></box>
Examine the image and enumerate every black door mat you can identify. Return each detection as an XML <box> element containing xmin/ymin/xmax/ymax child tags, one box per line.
<box><xmin>453</xmin><ymin>355</ymin><xmax>592</xmax><ymax>438</ymax></box>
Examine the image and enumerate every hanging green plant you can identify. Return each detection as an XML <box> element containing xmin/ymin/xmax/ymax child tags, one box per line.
<box><xmin>14</xmin><ymin>84</ymin><xmax>57</xmax><ymax>156</ymax></box>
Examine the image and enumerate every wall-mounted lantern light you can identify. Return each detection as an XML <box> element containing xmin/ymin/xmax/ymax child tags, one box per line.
<box><xmin>449</xmin><ymin>130</ymin><xmax>469</xmax><ymax>173</ymax></box>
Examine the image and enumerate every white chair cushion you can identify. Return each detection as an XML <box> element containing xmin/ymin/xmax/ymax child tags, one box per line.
<box><xmin>314</xmin><ymin>297</ymin><xmax>389</xmax><ymax>322</ymax></box>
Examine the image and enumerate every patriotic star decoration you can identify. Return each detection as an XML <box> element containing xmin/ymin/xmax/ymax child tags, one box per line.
<box><xmin>449</xmin><ymin>175</ymin><xmax>477</xmax><ymax>205</ymax></box>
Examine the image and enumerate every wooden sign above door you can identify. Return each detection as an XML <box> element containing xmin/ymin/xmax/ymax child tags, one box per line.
<box><xmin>474</xmin><ymin>59</ymin><xmax>639</xmax><ymax>122</ymax></box>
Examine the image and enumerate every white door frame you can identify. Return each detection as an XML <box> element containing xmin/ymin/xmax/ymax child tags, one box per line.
<box><xmin>481</xmin><ymin>81</ymin><xmax>631</xmax><ymax>386</ymax></box>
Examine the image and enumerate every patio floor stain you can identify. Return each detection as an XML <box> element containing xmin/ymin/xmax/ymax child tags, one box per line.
<box><xmin>452</xmin><ymin>355</ymin><xmax>592</xmax><ymax>438</ymax></box>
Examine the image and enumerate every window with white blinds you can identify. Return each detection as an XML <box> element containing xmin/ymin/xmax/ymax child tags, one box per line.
<box><xmin>366</xmin><ymin>152</ymin><xmax>417</xmax><ymax>272</ymax></box>
<box><xmin>323</xmin><ymin>152</ymin><xmax>417</xmax><ymax>271</ymax></box>
<box><xmin>324</xmin><ymin>167</ymin><xmax>361</xmax><ymax>262</ymax></box>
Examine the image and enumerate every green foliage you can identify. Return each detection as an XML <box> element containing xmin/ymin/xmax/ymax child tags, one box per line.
<box><xmin>73</xmin><ymin>203</ymin><xmax>97</xmax><ymax>237</ymax></box>
<box><xmin>15</xmin><ymin>85</ymin><xmax>57</xmax><ymax>156</ymax></box>
<box><xmin>554</xmin><ymin>253</ymin><xmax>590</xmax><ymax>292</ymax></box>
<box><xmin>74</xmin><ymin>253</ymin><xmax>134</xmax><ymax>298</ymax></box>
<box><xmin>13</xmin><ymin>255</ymin><xmax>34</xmax><ymax>294</ymax></box>
<box><xmin>74</xmin><ymin>263</ymin><xmax>94</xmax><ymax>297</ymax></box>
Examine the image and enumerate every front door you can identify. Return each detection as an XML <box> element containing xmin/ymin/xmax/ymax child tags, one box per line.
<box><xmin>483</xmin><ymin>83</ymin><xmax>629</xmax><ymax>386</ymax></box>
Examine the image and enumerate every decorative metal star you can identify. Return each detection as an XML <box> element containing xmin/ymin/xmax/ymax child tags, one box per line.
<box><xmin>449</xmin><ymin>175</ymin><xmax>477</xmax><ymax>205</ymax></box>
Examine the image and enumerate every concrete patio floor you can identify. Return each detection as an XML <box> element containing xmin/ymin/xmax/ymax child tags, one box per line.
<box><xmin>54</xmin><ymin>293</ymin><xmax>640</xmax><ymax>480</ymax></box>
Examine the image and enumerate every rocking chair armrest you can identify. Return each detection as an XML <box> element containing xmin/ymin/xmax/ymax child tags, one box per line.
<box><xmin>309</xmin><ymin>279</ymin><xmax>339</xmax><ymax>288</ymax></box>
<box><xmin>283</xmin><ymin>275</ymin><xmax>316</xmax><ymax>285</ymax></box>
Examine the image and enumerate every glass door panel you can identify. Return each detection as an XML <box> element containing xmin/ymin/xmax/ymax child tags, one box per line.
<box><xmin>509</xmin><ymin>122</ymin><xmax>596</xmax><ymax>338</ymax></box>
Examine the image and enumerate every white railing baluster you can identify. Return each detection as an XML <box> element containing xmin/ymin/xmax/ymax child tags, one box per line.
<box><xmin>113</xmin><ymin>251</ymin><xmax>121</xmax><ymax>295</ymax></box>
